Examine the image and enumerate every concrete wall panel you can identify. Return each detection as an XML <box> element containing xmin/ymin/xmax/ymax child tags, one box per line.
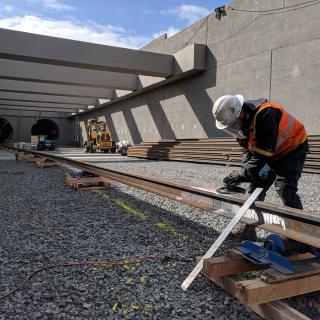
<box><xmin>67</xmin><ymin>117</ymin><xmax>77</xmax><ymax>146</ymax></box>
<box><xmin>19</xmin><ymin>116</ymin><xmax>36</xmax><ymax>142</ymax></box>
<box><xmin>165</xmin><ymin>18</ymin><xmax>208</xmax><ymax>55</ymax></box>
<box><xmin>131</xmin><ymin>105</ymin><xmax>161</xmax><ymax>141</ymax></box>
<box><xmin>206</xmin><ymin>51</ymin><xmax>271</xmax><ymax>101</ymax></box>
<box><xmin>132</xmin><ymin>91</ymin><xmax>163</xmax><ymax>141</ymax></box>
<box><xmin>142</xmin><ymin>34</ymin><xmax>166</xmax><ymax>54</ymax></box>
<box><xmin>0</xmin><ymin>110</ymin><xmax>70</xmax><ymax>145</ymax></box>
<box><xmin>204</xmin><ymin>51</ymin><xmax>271</xmax><ymax>136</ymax></box>
<box><xmin>76</xmin><ymin>0</ymin><xmax>320</xmax><ymax>144</ymax></box>
<box><xmin>56</xmin><ymin>117</ymin><xmax>71</xmax><ymax>146</ymax></box>
<box><xmin>207</xmin><ymin>0</ymin><xmax>320</xmax><ymax>71</ymax></box>
<box><xmin>111</xmin><ymin>109</ymin><xmax>133</xmax><ymax>143</ymax></box>
<box><xmin>271</xmin><ymin>39</ymin><xmax>320</xmax><ymax>135</ymax></box>
<box><xmin>162</xmin><ymin>74</ymin><xmax>206</xmax><ymax>139</ymax></box>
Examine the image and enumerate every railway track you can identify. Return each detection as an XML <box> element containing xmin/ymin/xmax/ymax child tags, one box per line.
<box><xmin>7</xmin><ymin>147</ymin><xmax>320</xmax><ymax>320</ymax></box>
<box><xmin>10</xmin><ymin>147</ymin><xmax>320</xmax><ymax>250</ymax></box>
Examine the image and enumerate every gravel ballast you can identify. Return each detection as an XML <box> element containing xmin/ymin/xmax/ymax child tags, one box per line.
<box><xmin>1</xmin><ymin>153</ymin><xmax>320</xmax><ymax>319</ymax></box>
<box><xmin>57</xmin><ymin>151</ymin><xmax>320</xmax><ymax>212</ymax></box>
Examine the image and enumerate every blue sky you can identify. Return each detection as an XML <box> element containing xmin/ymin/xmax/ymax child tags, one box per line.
<box><xmin>0</xmin><ymin>0</ymin><xmax>228</xmax><ymax>48</ymax></box>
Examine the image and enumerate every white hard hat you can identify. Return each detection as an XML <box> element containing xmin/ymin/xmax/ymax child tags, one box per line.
<box><xmin>212</xmin><ymin>94</ymin><xmax>244</xmax><ymax>129</ymax></box>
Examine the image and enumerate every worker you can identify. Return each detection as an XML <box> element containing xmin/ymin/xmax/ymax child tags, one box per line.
<box><xmin>212</xmin><ymin>95</ymin><xmax>309</xmax><ymax>239</ymax></box>
<box><xmin>116</xmin><ymin>140</ymin><xmax>131</xmax><ymax>156</ymax></box>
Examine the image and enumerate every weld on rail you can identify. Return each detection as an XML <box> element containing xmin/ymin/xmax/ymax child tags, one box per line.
<box><xmin>13</xmin><ymin>148</ymin><xmax>320</xmax><ymax>249</ymax></box>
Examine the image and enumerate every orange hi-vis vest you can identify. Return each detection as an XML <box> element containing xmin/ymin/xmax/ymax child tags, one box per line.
<box><xmin>248</xmin><ymin>102</ymin><xmax>307</xmax><ymax>160</ymax></box>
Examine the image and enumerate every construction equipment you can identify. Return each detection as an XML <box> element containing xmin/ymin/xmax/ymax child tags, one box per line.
<box><xmin>31</xmin><ymin>135</ymin><xmax>46</xmax><ymax>147</ymax></box>
<box><xmin>37</xmin><ymin>139</ymin><xmax>55</xmax><ymax>151</ymax></box>
<box><xmin>84</xmin><ymin>120</ymin><xmax>116</xmax><ymax>153</ymax></box>
<box><xmin>235</xmin><ymin>234</ymin><xmax>320</xmax><ymax>275</ymax></box>
<box><xmin>31</xmin><ymin>135</ymin><xmax>55</xmax><ymax>151</ymax></box>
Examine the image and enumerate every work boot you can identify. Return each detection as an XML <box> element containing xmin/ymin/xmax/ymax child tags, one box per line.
<box><xmin>232</xmin><ymin>223</ymin><xmax>257</xmax><ymax>241</ymax></box>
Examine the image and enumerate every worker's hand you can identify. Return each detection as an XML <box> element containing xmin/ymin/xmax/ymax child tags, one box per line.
<box><xmin>223</xmin><ymin>171</ymin><xmax>246</xmax><ymax>187</ymax></box>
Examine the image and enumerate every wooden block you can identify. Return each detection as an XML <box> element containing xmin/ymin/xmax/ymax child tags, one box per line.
<box><xmin>25</xmin><ymin>155</ymin><xmax>42</xmax><ymax>162</ymax></box>
<box><xmin>200</xmin><ymin>250</ymin><xmax>320</xmax><ymax>319</ymax></box>
<box><xmin>36</xmin><ymin>160</ymin><xmax>58</xmax><ymax>168</ymax></box>
<box><xmin>262</xmin><ymin>260</ymin><xmax>320</xmax><ymax>284</ymax></box>
<box><xmin>65</xmin><ymin>176</ymin><xmax>111</xmax><ymax>191</ymax></box>
<box><xmin>251</xmin><ymin>300</ymin><xmax>311</xmax><ymax>320</ymax></box>
<box><xmin>17</xmin><ymin>153</ymin><xmax>29</xmax><ymax>160</ymax></box>
<box><xmin>202</xmin><ymin>255</ymin><xmax>265</xmax><ymax>278</ymax></box>
<box><xmin>203</xmin><ymin>262</ymin><xmax>320</xmax><ymax>305</ymax></box>
<box><xmin>235</xmin><ymin>274</ymin><xmax>320</xmax><ymax>305</ymax></box>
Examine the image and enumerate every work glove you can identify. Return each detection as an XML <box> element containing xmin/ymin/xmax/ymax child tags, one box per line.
<box><xmin>223</xmin><ymin>171</ymin><xmax>247</xmax><ymax>187</ymax></box>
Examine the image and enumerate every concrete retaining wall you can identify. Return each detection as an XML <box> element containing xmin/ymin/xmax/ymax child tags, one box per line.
<box><xmin>0</xmin><ymin>110</ymin><xmax>71</xmax><ymax>146</ymax></box>
<box><xmin>78</xmin><ymin>0</ymin><xmax>320</xmax><ymax>144</ymax></box>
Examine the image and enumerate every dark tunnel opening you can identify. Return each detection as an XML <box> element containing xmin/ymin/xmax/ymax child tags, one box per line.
<box><xmin>0</xmin><ymin>117</ymin><xmax>13</xmax><ymax>143</ymax></box>
<box><xmin>31</xmin><ymin>119</ymin><xmax>59</xmax><ymax>140</ymax></box>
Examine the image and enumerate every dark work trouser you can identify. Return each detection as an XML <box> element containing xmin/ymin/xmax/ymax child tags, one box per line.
<box><xmin>247</xmin><ymin>140</ymin><xmax>309</xmax><ymax>210</ymax></box>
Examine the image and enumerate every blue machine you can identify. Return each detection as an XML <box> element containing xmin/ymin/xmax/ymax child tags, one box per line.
<box><xmin>73</xmin><ymin>170</ymin><xmax>96</xmax><ymax>179</ymax></box>
<box><xmin>235</xmin><ymin>234</ymin><xmax>320</xmax><ymax>275</ymax></box>
<box><xmin>37</xmin><ymin>139</ymin><xmax>55</xmax><ymax>151</ymax></box>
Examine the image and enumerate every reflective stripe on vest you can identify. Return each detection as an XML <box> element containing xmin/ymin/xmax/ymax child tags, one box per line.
<box><xmin>275</xmin><ymin>112</ymin><xmax>295</xmax><ymax>149</ymax></box>
<box><xmin>248</xmin><ymin>102</ymin><xmax>307</xmax><ymax>159</ymax></box>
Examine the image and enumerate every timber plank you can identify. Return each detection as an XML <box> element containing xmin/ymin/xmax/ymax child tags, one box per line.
<box><xmin>202</xmin><ymin>256</ymin><xmax>265</xmax><ymax>278</ymax></box>
<box><xmin>233</xmin><ymin>274</ymin><xmax>320</xmax><ymax>305</ymax></box>
<box><xmin>65</xmin><ymin>176</ymin><xmax>112</xmax><ymax>191</ymax></box>
<box><xmin>202</xmin><ymin>254</ymin><xmax>320</xmax><ymax>305</ymax></box>
<box><xmin>262</xmin><ymin>261</ymin><xmax>320</xmax><ymax>284</ymax></box>
<box><xmin>251</xmin><ymin>300</ymin><xmax>311</xmax><ymax>320</ymax></box>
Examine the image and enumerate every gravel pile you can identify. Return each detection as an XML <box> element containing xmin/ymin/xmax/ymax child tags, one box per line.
<box><xmin>0</xmin><ymin>155</ymin><xmax>319</xmax><ymax>319</ymax></box>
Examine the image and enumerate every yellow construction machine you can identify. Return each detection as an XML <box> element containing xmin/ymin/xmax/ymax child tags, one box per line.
<box><xmin>84</xmin><ymin>120</ymin><xmax>116</xmax><ymax>153</ymax></box>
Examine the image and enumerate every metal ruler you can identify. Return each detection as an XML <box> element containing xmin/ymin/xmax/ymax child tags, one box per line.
<box><xmin>181</xmin><ymin>187</ymin><xmax>263</xmax><ymax>291</ymax></box>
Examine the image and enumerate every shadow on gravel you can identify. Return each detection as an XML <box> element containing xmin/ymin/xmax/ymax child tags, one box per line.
<box><xmin>97</xmin><ymin>184</ymin><xmax>241</xmax><ymax>257</ymax></box>
<box><xmin>2</xmin><ymin>161</ymin><xmax>313</xmax><ymax>320</ymax></box>
<box><xmin>92</xmin><ymin>186</ymin><xmax>319</xmax><ymax>320</ymax></box>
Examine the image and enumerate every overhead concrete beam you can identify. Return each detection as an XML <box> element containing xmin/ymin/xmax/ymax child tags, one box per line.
<box><xmin>173</xmin><ymin>43</ymin><xmax>207</xmax><ymax>74</ymax></box>
<box><xmin>77</xmin><ymin>44</ymin><xmax>207</xmax><ymax>116</ymax></box>
<box><xmin>137</xmin><ymin>43</ymin><xmax>207</xmax><ymax>89</ymax></box>
<box><xmin>0</xmin><ymin>79</ymin><xmax>115</xmax><ymax>99</ymax></box>
<box><xmin>0</xmin><ymin>91</ymin><xmax>97</xmax><ymax>105</ymax></box>
<box><xmin>0</xmin><ymin>59</ymin><xmax>138</xmax><ymax>90</ymax></box>
<box><xmin>0</xmin><ymin>105</ymin><xmax>75</xmax><ymax>113</ymax></box>
<box><xmin>0</xmin><ymin>28</ymin><xmax>173</xmax><ymax>77</ymax></box>
<box><xmin>0</xmin><ymin>100</ymin><xmax>83</xmax><ymax>110</ymax></box>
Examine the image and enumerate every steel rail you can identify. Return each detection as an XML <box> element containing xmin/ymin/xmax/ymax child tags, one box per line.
<box><xmin>12</xmin><ymin>148</ymin><xmax>320</xmax><ymax>249</ymax></box>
